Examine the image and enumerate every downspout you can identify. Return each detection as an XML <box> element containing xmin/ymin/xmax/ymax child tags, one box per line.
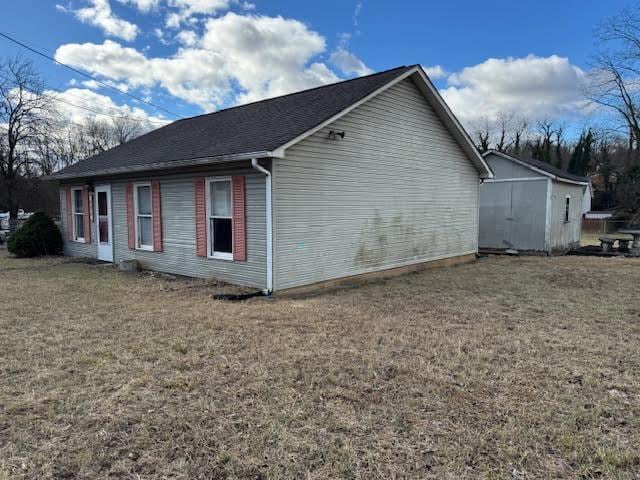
<box><xmin>251</xmin><ymin>158</ymin><xmax>273</xmax><ymax>294</ymax></box>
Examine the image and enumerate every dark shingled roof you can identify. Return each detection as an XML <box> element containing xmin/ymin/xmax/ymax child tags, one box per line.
<box><xmin>54</xmin><ymin>65</ymin><xmax>415</xmax><ymax>178</ymax></box>
<box><xmin>485</xmin><ymin>150</ymin><xmax>589</xmax><ymax>184</ymax></box>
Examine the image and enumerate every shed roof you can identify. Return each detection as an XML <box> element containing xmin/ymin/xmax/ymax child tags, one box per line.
<box><xmin>52</xmin><ymin>65</ymin><xmax>491</xmax><ymax>179</ymax></box>
<box><xmin>483</xmin><ymin>150</ymin><xmax>589</xmax><ymax>185</ymax></box>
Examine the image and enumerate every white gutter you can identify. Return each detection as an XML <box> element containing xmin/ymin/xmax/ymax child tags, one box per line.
<box><xmin>251</xmin><ymin>158</ymin><xmax>273</xmax><ymax>294</ymax></box>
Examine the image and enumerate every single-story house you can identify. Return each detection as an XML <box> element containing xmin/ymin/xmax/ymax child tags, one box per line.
<box><xmin>479</xmin><ymin>149</ymin><xmax>590</xmax><ymax>254</ymax></box>
<box><xmin>51</xmin><ymin>65</ymin><xmax>492</xmax><ymax>294</ymax></box>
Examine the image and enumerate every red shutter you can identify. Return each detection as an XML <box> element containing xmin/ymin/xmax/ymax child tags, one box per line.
<box><xmin>194</xmin><ymin>177</ymin><xmax>207</xmax><ymax>257</ymax></box>
<box><xmin>126</xmin><ymin>183</ymin><xmax>135</xmax><ymax>250</ymax></box>
<box><xmin>151</xmin><ymin>180</ymin><xmax>163</xmax><ymax>252</ymax></box>
<box><xmin>82</xmin><ymin>186</ymin><xmax>92</xmax><ymax>244</ymax></box>
<box><xmin>65</xmin><ymin>186</ymin><xmax>73</xmax><ymax>241</ymax></box>
<box><xmin>232</xmin><ymin>175</ymin><xmax>247</xmax><ymax>261</ymax></box>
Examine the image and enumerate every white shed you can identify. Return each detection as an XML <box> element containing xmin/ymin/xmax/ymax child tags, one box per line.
<box><xmin>479</xmin><ymin>150</ymin><xmax>590</xmax><ymax>254</ymax></box>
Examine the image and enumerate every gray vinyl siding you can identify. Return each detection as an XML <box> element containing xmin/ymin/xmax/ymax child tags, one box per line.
<box><xmin>272</xmin><ymin>78</ymin><xmax>480</xmax><ymax>290</ymax></box>
<box><xmin>548</xmin><ymin>181</ymin><xmax>584</xmax><ymax>252</ymax></box>
<box><xmin>479</xmin><ymin>179</ymin><xmax>548</xmax><ymax>251</ymax></box>
<box><xmin>110</xmin><ymin>170</ymin><xmax>267</xmax><ymax>288</ymax></box>
<box><xmin>484</xmin><ymin>153</ymin><xmax>541</xmax><ymax>179</ymax></box>
<box><xmin>60</xmin><ymin>188</ymin><xmax>97</xmax><ymax>258</ymax></box>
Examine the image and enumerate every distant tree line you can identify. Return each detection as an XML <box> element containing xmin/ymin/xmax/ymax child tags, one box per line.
<box><xmin>470</xmin><ymin>115</ymin><xmax>622</xmax><ymax>211</ymax></box>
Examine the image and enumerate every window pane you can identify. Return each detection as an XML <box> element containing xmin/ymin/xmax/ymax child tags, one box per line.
<box><xmin>211</xmin><ymin>181</ymin><xmax>231</xmax><ymax>217</ymax></box>
<box><xmin>212</xmin><ymin>218</ymin><xmax>232</xmax><ymax>253</ymax></box>
<box><xmin>74</xmin><ymin>213</ymin><xmax>84</xmax><ymax>239</ymax></box>
<box><xmin>99</xmin><ymin>218</ymin><xmax>109</xmax><ymax>243</ymax></box>
<box><xmin>138</xmin><ymin>216</ymin><xmax>152</xmax><ymax>246</ymax></box>
<box><xmin>98</xmin><ymin>191</ymin><xmax>107</xmax><ymax>216</ymax></box>
<box><xmin>137</xmin><ymin>186</ymin><xmax>151</xmax><ymax>215</ymax></box>
<box><xmin>73</xmin><ymin>190</ymin><xmax>83</xmax><ymax>213</ymax></box>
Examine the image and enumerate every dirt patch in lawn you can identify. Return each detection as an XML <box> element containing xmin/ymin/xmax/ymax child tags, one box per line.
<box><xmin>0</xmin><ymin>253</ymin><xmax>639</xmax><ymax>479</ymax></box>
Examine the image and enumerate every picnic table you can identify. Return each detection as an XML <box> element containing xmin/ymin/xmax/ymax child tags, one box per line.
<box><xmin>618</xmin><ymin>232</ymin><xmax>640</xmax><ymax>257</ymax></box>
<box><xmin>618</xmin><ymin>229</ymin><xmax>640</xmax><ymax>255</ymax></box>
<box><xmin>599</xmin><ymin>235</ymin><xmax>631</xmax><ymax>253</ymax></box>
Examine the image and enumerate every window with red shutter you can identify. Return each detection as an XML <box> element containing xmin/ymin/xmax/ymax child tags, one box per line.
<box><xmin>151</xmin><ymin>181</ymin><xmax>163</xmax><ymax>252</ymax></box>
<box><xmin>194</xmin><ymin>178</ymin><xmax>207</xmax><ymax>257</ymax></box>
<box><xmin>232</xmin><ymin>176</ymin><xmax>246</xmax><ymax>261</ymax></box>
<box><xmin>82</xmin><ymin>186</ymin><xmax>92</xmax><ymax>244</ymax></box>
<box><xmin>65</xmin><ymin>187</ymin><xmax>73</xmax><ymax>241</ymax></box>
<box><xmin>126</xmin><ymin>184</ymin><xmax>135</xmax><ymax>250</ymax></box>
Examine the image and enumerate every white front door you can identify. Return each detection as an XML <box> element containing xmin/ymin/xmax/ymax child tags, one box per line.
<box><xmin>95</xmin><ymin>184</ymin><xmax>113</xmax><ymax>262</ymax></box>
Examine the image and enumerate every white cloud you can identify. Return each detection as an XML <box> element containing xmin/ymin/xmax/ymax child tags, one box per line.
<box><xmin>117</xmin><ymin>0</ymin><xmax>160</xmax><ymax>11</ymax></box>
<box><xmin>165</xmin><ymin>0</ymin><xmax>232</xmax><ymax>28</ymax></box>
<box><xmin>50</xmin><ymin>88</ymin><xmax>168</xmax><ymax>125</ymax></box>
<box><xmin>440</xmin><ymin>55</ymin><xmax>588</xmax><ymax>124</ymax></box>
<box><xmin>56</xmin><ymin>40</ymin><xmax>153</xmax><ymax>86</ymax></box>
<box><xmin>353</xmin><ymin>1</ymin><xmax>363</xmax><ymax>27</ymax></box>
<box><xmin>73</xmin><ymin>0</ymin><xmax>139</xmax><ymax>41</ymax></box>
<box><xmin>330</xmin><ymin>47</ymin><xmax>372</xmax><ymax>77</ymax></box>
<box><xmin>175</xmin><ymin>30</ymin><xmax>198</xmax><ymax>46</ymax></box>
<box><xmin>201</xmin><ymin>13</ymin><xmax>339</xmax><ymax>103</ymax></box>
<box><xmin>153</xmin><ymin>28</ymin><xmax>169</xmax><ymax>44</ymax></box>
<box><xmin>81</xmin><ymin>78</ymin><xmax>130</xmax><ymax>92</ymax></box>
<box><xmin>422</xmin><ymin>65</ymin><xmax>447</xmax><ymax>80</ymax></box>
<box><xmin>55</xmin><ymin>12</ymin><xmax>348</xmax><ymax>110</ymax></box>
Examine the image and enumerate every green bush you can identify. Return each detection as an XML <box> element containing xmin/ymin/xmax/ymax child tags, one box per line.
<box><xmin>7</xmin><ymin>212</ymin><xmax>63</xmax><ymax>257</ymax></box>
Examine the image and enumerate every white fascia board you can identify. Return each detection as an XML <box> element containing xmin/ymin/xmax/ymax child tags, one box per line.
<box><xmin>275</xmin><ymin>66</ymin><xmax>494</xmax><ymax>179</ymax></box>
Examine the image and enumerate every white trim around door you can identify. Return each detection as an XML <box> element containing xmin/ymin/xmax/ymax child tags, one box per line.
<box><xmin>95</xmin><ymin>184</ymin><xmax>114</xmax><ymax>262</ymax></box>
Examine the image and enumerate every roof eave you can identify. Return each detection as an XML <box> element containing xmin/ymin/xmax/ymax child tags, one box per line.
<box><xmin>48</xmin><ymin>150</ymin><xmax>280</xmax><ymax>181</ymax></box>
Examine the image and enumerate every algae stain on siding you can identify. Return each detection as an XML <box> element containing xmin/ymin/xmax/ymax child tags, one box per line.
<box><xmin>355</xmin><ymin>210</ymin><xmax>388</xmax><ymax>267</ymax></box>
<box><xmin>355</xmin><ymin>211</ymin><xmax>440</xmax><ymax>268</ymax></box>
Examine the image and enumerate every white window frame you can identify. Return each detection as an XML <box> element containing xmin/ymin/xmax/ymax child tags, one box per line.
<box><xmin>71</xmin><ymin>187</ymin><xmax>85</xmax><ymax>243</ymax></box>
<box><xmin>564</xmin><ymin>195</ymin><xmax>571</xmax><ymax>223</ymax></box>
<box><xmin>205</xmin><ymin>176</ymin><xmax>234</xmax><ymax>261</ymax></box>
<box><xmin>133</xmin><ymin>182</ymin><xmax>154</xmax><ymax>251</ymax></box>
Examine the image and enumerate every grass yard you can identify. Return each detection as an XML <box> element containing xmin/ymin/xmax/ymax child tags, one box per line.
<box><xmin>1</xmin><ymin>251</ymin><xmax>639</xmax><ymax>479</ymax></box>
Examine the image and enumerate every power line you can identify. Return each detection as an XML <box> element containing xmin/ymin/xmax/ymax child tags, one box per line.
<box><xmin>0</xmin><ymin>31</ymin><xmax>181</xmax><ymax>119</ymax></box>
<box><xmin>0</xmin><ymin>73</ymin><xmax>169</xmax><ymax>125</ymax></box>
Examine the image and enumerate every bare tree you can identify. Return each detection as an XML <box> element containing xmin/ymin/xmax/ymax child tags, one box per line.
<box><xmin>511</xmin><ymin>117</ymin><xmax>529</xmax><ymax>155</ymax></box>
<box><xmin>587</xmin><ymin>5</ymin><xmax>640</xmax><ymax>162</ymax></box>
<box><xmin>554</xmin><ymin>124</ymin><xmax>565</xmax><ymax>168</ymax></box>
<box><xmin>471</xmin><ymin>117</ymin><xmax>492</xmax><ymax>152</ymax></box>
<box><xmin>494</xmin><ymin>113</ymin><xmax>514</xmax><ymax>152</ymax></box>
<box><xmin>112</xmin><ymin>116</ymin><xmax>144</xmax><ymax>145</ymax></box>
<box><xmin>80</xmin><ymin>116</ymin><xmax>149</xmax><ymax>156</ymax></box>
<box><xmin>0</xmin><ymin>57</ymin><xmax>54</xmax><ymax>230</ymax></box>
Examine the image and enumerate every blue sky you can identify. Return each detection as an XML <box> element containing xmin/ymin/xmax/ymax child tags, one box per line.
<box><xmin>0</xmin><ymin>0</ymin><xmax>633</xmax><ymax>129</ymax></box>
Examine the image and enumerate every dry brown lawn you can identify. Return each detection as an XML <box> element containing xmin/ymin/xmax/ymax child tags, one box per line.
<box><xmin>1</xmin><ymin>250</ymin><xmax>639</xmax><ymax>479</ymax></box>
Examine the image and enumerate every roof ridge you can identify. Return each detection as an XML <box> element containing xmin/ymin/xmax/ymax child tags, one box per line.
<box><xmin>175</xmin><ymin>65</ymin><xmax>414</xmax><ymax>123</ymax></box>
